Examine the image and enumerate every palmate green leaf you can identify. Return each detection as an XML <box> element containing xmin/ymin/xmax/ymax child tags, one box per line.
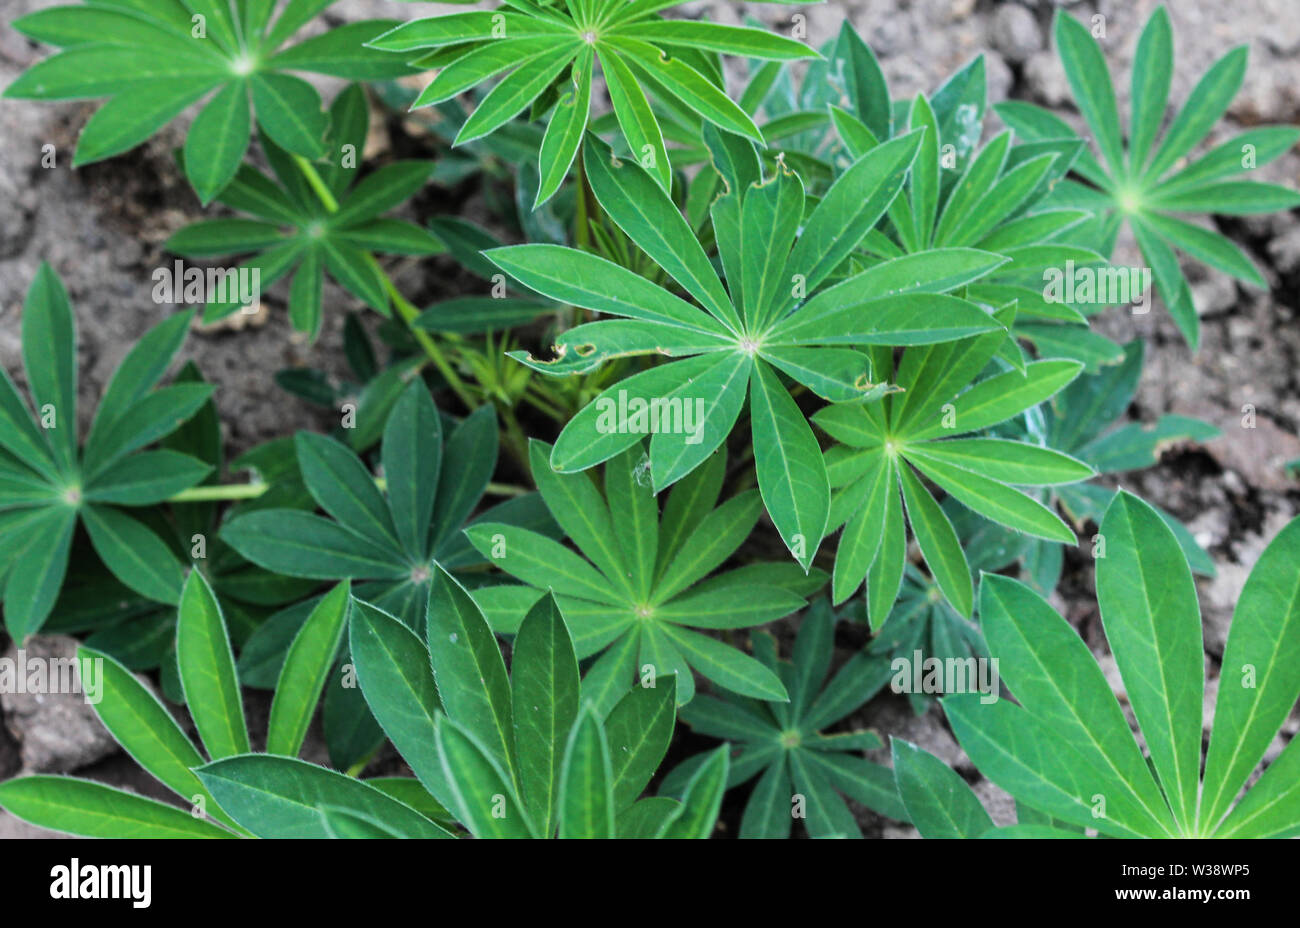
<box><xmin>510</xmin><ymin>136</ymin><xmax>1001</xmax><ymax>562</ymax></box>
<box><xmin>816</xmin><ymin>321</ymin><xmax>1087</xmax><ymax>618</ymax></box>
<box><xmin>226</xmin><ymin>399</ymin><xmax>522</xmax><ymax>632</ymax></box>
<box><xmin>675</xmin><ymin>604</ymin><xmax>903</xmax><ymax>836</ymax></box>
<box><xmin>177</xmin><ymin>570</ymin><xmax>250</xmax><ymax>760</ymax></box>
<box><xmin>1</xmin><ymin>269</ymin><xmax>211</xmax><ymax>638</ymax></box>
<box><xmin>470</xmin><ymin>446</ymin><xmax>809</xmax><ymax>705</ymax></box>
<box><xmin>1008</xmin><ymin>7</ymin><xmax>1299</xmax><ymax>349</ymax></box>
<box><xmin>0</xmin><ymin>776</ymin><xmax>233</xmax><ymax>839</ymax></box>
<box><xmin>267</xmin><ymin>581</ymin><xmax>352</xmax><ymax>757</ymax></box>
<box><xmin>372</xmin><ymin>1</ymin><xmax>815</xmax><ymax>196</ymax></box>
<box><xmin>167</xmin><ymin>98</ymin><xmax>436</xmax><ymax>334</ymax></box>
<box><xmin>196</xmin><ymin>754</ymin><xmax>452</xmax><ymax>839</ymax></box>
<box><xmin>6</xmin><ymin>2</ymin><xmax>411</xmax><ymax>195</ymax></box>
<box><xmin>939</xmin><ymin>494</ymin><xmax>1300</xmax><ymax>838</ymax></box>
<box><xmin>356</xmin><ymin>574</ymin><xmax>681</xmax><ymax>837</ymax></box>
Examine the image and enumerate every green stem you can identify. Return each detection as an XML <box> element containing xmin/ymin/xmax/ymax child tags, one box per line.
<box><xmin>378</xmin><ymin>272</ymin><xmax>478</xmax><ymax>412</ymax></box>
<box><xmin>292</xmin><ymin>155</ymin><xmax>340</xmax><ymax>213</ymax></box>
<box><xmin>499</xmin><ymin>403</ymin><xmax>531</xmax><ymax>472</ymax></box>
<box><xmin>169</xmin><ymin>483</ymin><xmax>269</xmax><ymax>503</ymax></box>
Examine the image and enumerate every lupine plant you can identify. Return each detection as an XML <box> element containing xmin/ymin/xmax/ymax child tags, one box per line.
<box><xmin>999</xmin><ymin>8</ymin><xmax>1300</xmax><ymax>349</ymax></box>
<box><xmin>5</xmin><ymin>0</ymin><xmax>414</xmax><ymax>202</ymax></box>
<box><xmin>167</xmin><ymin>85</ymin><xmax>443</xmax><ymax>334</ymax></box>
<box><xmin>0</xmin><ymin>3</ymin><xmax>1297</xmax><ymax>841</ymax></box>
<box><xmin>813</xmin><ymin>335</ymin><xmax>1092</xmax><ymax>623</ymax></box>
<box><xmin>368</xmin><ymin>0</ymin><xmax>817</xmax><ymax>203</ymax></box>
<box><xmin>665</xmin><ymin>600</ymin><xmax>907</xmax><ymax>837</ymax></box>
<box><xmin>0</xmin><ymin>267</ymin><xmax>212</xmax><ymax>640</ymax></box>
<box><xmin>468</xmin><ymin>442</ymin><xmax>821</xmax><ymax>708</ymax></box>
<box><xmin>893</xmin><ymin>492</ymin><xmax>1300</xmax><ymax>839</ymax></box>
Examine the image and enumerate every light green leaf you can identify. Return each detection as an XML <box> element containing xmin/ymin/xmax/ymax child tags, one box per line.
<box><xmin>267</xmin><ymin>581</ymin><xmax>351</xmax><ymax>757</ymax></box>
<box><xmin>177</xmin><ymin>570</ymin><xmax>250</xmax><ymax>760</ymax></box>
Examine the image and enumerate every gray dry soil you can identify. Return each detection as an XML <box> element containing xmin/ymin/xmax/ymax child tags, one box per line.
<box><xmin>1</xmin><ymin>0</ymin><xmax>1299</xmax><ymax>837</ymax></box>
